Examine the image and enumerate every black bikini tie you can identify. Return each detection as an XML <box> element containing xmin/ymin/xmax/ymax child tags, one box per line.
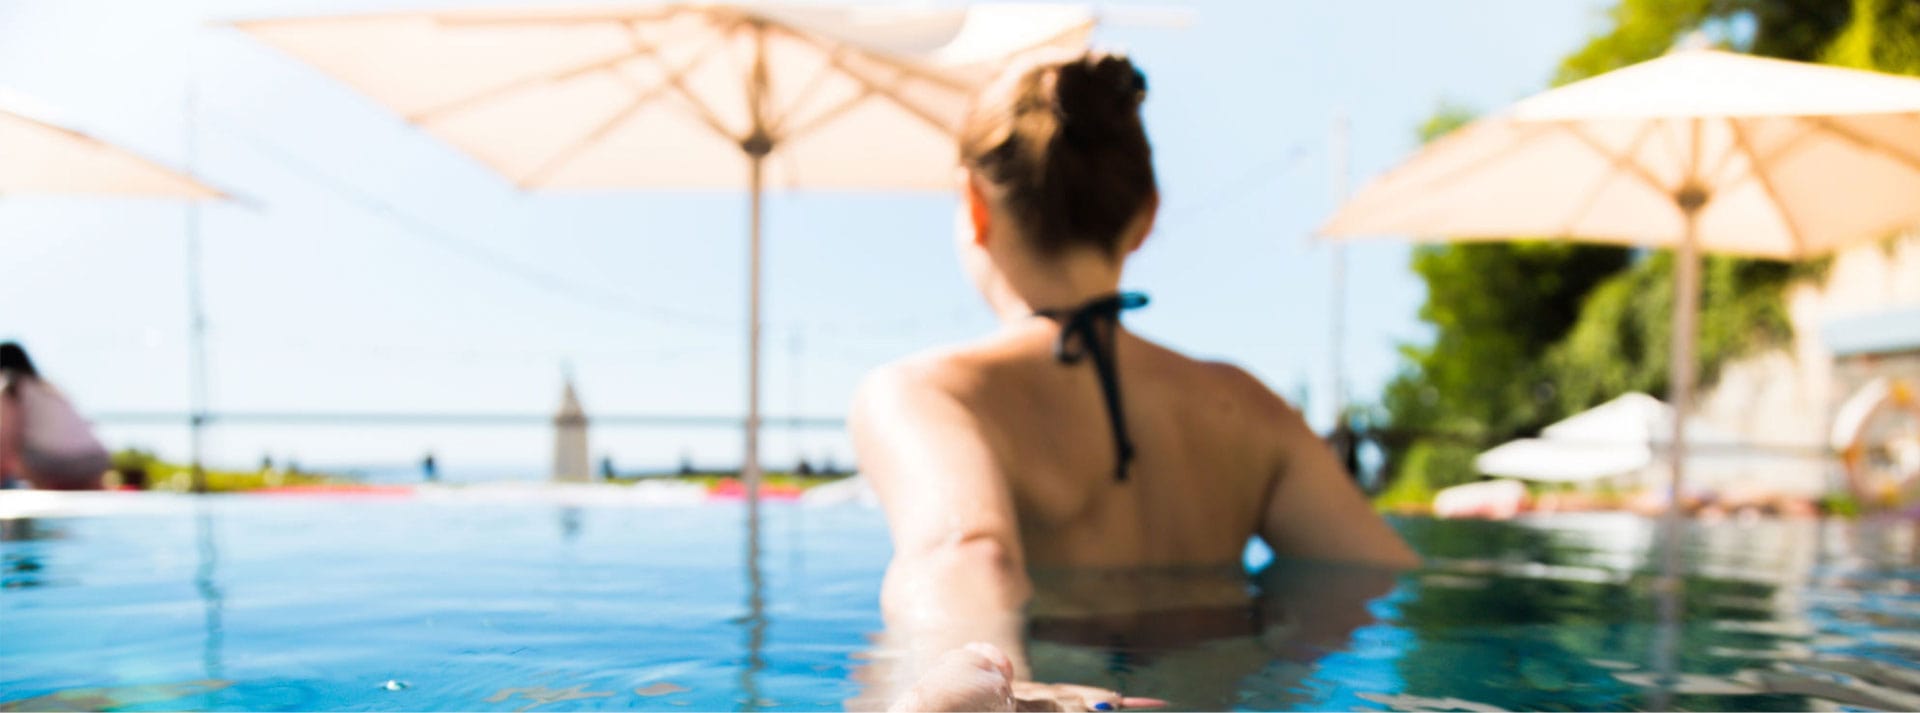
<box><xmin>1034</xmin><ymin>292</ymin><xmax>1148</xmax><ymax>482</ymax></box>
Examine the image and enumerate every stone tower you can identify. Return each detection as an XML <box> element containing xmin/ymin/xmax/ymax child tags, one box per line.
<box><xmin>552</xmin><ymin>377</ymin><xmax>590</xmax><ymax>482</ymax></box>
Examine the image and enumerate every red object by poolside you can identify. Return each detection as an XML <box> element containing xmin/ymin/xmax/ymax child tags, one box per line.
<box><xmin>251</xmin><ymin>484</ymin><xmax>415</xmax><ymax>497</ymax></box>
<box><xmin>707</xmin><ymin>480</ymin><xmax>803</xmax><ymax>501</ymax></box>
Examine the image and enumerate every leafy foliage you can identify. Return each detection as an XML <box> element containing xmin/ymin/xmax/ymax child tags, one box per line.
<box><xmin>1543</xmin><ymin>253</ymin><xmax>1796</xmax><ymax>416</ymax></box>
<box><xmin>1823</xmin><ymin>0</ymin><xmax>1920</xmax><ymax>74</ymax></box>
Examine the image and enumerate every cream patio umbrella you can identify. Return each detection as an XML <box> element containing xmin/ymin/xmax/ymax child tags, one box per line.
<box><xmin>2</xmin><ymin>91</ymin><xmax>227</xmax><ymax>492</ymax></box>
<box><xmin>1</xmin><ymin>94</ymin><xmax>222</xmax><ymax>198</ymax></box>
<box><xmin>1321</xmin><ymin>47</ymin><xmax>1920</xmax><ymax>533</ymax></box>
<box><xmin>1473</xmin><ymin>392</ymin><xmax>1747</xmax><ymax>484</ymax></box>
<box><xmin>232</xmin><ymin>3</ymin><xmax>1094</xmax><ymax>498</ymax></box>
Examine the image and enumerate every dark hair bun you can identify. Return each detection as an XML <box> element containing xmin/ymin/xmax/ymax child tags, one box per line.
<box><xmin>1052</xmin><ymin>53</ymin><xmax>1146</xmax><ymax>144</ymax></box>
<box><xmin>958</xmin><ymin>50</ymin><xmax>1156</xmax><ymax>258</ymax></box>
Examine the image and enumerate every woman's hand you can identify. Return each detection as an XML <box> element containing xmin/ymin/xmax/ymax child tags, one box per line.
<box><xmin>889</xmin><ymin>644</ymin><xmax>1167</xmax><ymax>712</ymax></box>
<box><xmin>1010</xmin><ymin>681</ymin><xmax>1167</xmax><ymax>712</ymax></box>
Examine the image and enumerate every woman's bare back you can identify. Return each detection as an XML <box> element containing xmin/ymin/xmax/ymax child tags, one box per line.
<box><xmin>881</xmin><ymin>319</ymin><xmax>1306</xmax><ymax>569</ymax></box>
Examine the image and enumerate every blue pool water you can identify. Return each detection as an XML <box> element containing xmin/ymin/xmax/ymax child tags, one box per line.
<box><xmin>2</xmin><ymin>491</ymin><xmax>1917</xmax><ymax>711</ymax></box>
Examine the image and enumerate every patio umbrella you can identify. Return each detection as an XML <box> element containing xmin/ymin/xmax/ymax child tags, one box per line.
<box><xmin>1</xmin><ymin>95</ymin><xmax>222</xmax><ymax>198</ymax></box>
<box><xmin>1474</xmin><ymin>392</ymin><xmax>1745</xmax><ymax>484</ymax></box>
<box><xmin>232</xmin><ymin>3</ymin><xmax>1095</xmax><ymax>496</ymax></box>
<box><xmin>1320</xmin><ymin>47</ymin><xmax>1920</xmax><ymax>524</ymax></box>
<box><xmin>2</xmin><ymin>92</ymin><xmax>226</xmax><ymax>492</ymax></box>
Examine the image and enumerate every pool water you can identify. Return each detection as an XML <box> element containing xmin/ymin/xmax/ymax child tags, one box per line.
<box><xmin>2</xmin><ymin>491</ymin><xmax>1917</xmax><ymax>711</ymax></box>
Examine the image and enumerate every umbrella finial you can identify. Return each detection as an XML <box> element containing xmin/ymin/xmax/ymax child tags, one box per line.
<box><xmin>741</xmin><ymin>131</ymin><xmax>774</xmax><ymax>158</ymax></box>
<box><xmin>1675</xmin><ymin>184</ymin><xmax>1710</xmax><ymax>213</ymax></box>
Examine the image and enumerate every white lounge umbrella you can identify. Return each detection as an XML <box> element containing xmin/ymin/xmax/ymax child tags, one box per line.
<box><xmin>1</xmin><ymin>94</ymin><xmax>222</xmax><ymax>198</ymax></box>
<box><xmin>1475</xmin><ymin>392</ymin><xmax>1744</xmax><ymax>484</ymax></box>
<box><xmin>233</xmin><ymin>3</ymin><xmax>1093</xmax><ymax>497</ymax></box>
<box><xmin>1321</xmin><ymin>48</ymin><xmax>1920</xmax><ymax>528</ymax></box>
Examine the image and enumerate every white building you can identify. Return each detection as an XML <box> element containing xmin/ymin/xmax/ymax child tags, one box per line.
<box><xmin>552</xmin><ymin>378</ymin><xmax>590</xmax><ymax>482</ymax></box>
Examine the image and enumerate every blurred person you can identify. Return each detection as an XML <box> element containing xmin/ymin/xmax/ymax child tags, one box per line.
<box><xmin>0</xmin><ymin>342</ymin><xmax>109</xmax><ymax>490</ymax></box>
<box><xmin>851</xmin><ymin>52</ymin><xmax>1416</xmax><ymax>712</ymax></box>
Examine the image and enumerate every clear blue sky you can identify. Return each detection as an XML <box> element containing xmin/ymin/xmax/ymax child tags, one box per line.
<box><xmin>0</xmin><ymin>0</ymin><xmax>1607</xmax><ymax>476</ymax></box>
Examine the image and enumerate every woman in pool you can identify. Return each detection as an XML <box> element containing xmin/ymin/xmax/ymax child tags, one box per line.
<box><xmin>852</xmin><ymin>51</ymin><xmax>1418</xmax><ymax>712</ymax></box>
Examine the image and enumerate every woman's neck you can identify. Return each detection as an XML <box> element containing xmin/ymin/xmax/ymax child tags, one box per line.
<box><xmin>984</xmin><ymin>250</ymin><xmax>1123</xmax><ymax>324</ymax></box>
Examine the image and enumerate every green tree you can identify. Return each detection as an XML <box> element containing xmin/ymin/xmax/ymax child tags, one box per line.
<box><xmin>1823</xmin><ymin>0</ymin><xmax>1920</xmax><ymax>74</ymax></box>
<box><xmin>1543</xmin><ymin>254</ymin><xmax>1796</xmax><ymax>415</ymax></box>
<box><xmin>1555</xmin><ymin>0</ymin><xmax>1850</xmax><ymax>83</ymax></box>
<box><xmin>1375</xmin><ymin>108</ymin><xmax>1633</xmax><ymax>497</ymax></box>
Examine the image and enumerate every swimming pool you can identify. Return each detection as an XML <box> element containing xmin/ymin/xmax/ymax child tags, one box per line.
<box><xmin>2</xmin><ymin>490</ymin><xmax>1916</xmax><ymax>711</ymax></box>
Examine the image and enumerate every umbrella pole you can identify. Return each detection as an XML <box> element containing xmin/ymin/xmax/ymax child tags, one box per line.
<box><xmin>185</xmin><ymin>67</ymin><xmax>209</xmax><ymax>495</ymax></box>
<box><xmin>746</xmin><ymin>152</ymin><xmax>764</xmax><ymax>510</ymax></box>
<box><xmin>1653</xmin><ymin>183</ymin><xmax>1705</xmax><ymax>701</ymax></box>
<box><xmin>1662</xmin><ymin>212</ymin><xmax>1699</xmax><ymax>566</ymax></box>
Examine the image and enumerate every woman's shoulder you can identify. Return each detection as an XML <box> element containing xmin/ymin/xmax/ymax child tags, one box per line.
<box><xmin>850</xmin><ymin>341</ymin><xmax>1001</xmax><ymax>428</ymax></box>
<box><xmin>856</xmin><ymin>330</ymin><xmax>1043</xmax><ymax>397</ymax></box>
<box><xmin>1131</xmin><ymin>341</ymin><xmax>1303</xmax><ymax>429</ymax></box>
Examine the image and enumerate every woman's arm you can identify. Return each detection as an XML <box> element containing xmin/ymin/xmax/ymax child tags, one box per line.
<box><xmin>850</xmin><ymin>362</ymin><xmax>1035</xmax><ymax>679</ymax></box>
<box><xmin>1245</xmin><ymin>374</ymin><xmax>1420</xmax><ymax>570</ymax></box>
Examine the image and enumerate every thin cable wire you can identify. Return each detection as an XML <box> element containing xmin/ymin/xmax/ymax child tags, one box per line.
<box><xmin>216</xmin><ymin>123</ymin><xmax>737</xmax><ymax>330</ymax></box>
<box><xmin>1156</xmin><ymin>141</ymin><xmax>1317</xmax><ymax>235</ymax></box>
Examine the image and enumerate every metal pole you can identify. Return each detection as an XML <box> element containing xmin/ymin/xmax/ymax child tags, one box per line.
<box><xmin>1651</xmin><ymin>202</ymin><xmax>1698</xmax><ymax>707</ymax></box>
<box><xmin>1663</xmin><ymin>210</ymin><xmax>1699</xmax><ymax>568</ymax></box>
<box><xmin>1663</xmin><ymin>119</ymin><xmax>1707</xmax><ymax>567</ymax></box>
<box><xmin>1329</xmin><ymin>113</ymin><xmax>1350</xmax><ymax>428</ymax></box>
<box><xmin>738</xmin><ymin>486</ymin><xmax>767</xmax><ymax>711</ymax></box>
<box><xmin>185</xmin><ymin>62</ymin><xmax>209</xmax><ymax>494</ymax></box>
<box><xmin>743</xmin><ymin>18</ymin><xmax>769</xmax><ymax>510</ymax></box>
<box><xmin>746</xmin><ymin>153</ymin><xmax>764</xmax><ymax>506</ymax></box>
<box><xmin>1653</xmin><ymin>118</ymin><xmax>1707</xmax><ymax>706</ymax></box>
<box><xmin>742</xmin><ymin>22</ymin><xmax>771</xmax><ymax>690</ymax></box>
<box><xmin>790</xmin><ymin>330</ymin><xmax>804</xmax><ymax>467</ymax></box>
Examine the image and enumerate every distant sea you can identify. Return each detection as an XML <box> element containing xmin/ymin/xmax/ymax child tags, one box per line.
<box><xmin>304</xmin><ymin>462</ymin><xmax>701</xmax><ymax>485</ymax></box>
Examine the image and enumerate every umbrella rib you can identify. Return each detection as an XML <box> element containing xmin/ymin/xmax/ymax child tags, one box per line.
<box><xmin>1710</xmin><ymin>123</ymin><xmax>1822</xmax><ymax>196</ymax></box>
<box><xmin>776</xmin><ymin>24</ymin><xmax>969</xmax><ymax>102</ymax></box>
<box><xmin>1801</xmin><ymin>116</ymin><xmax>1920</xmax><ymax>174</ymax></box>
<box><xmin>997</xmin><ymin>20</ymin><xmax>1101</xmax><ymax>66</ymax></box>
<box><xmin>514</xmin><ymin>42</ymin><xmax>727</xmax><ymax>188</ymax></box>
<box><xmin>430</xmin><ymin>6</ymin><xmax>685</xmax><ymax>27</ymax></box>
<box><xmin>1334</xmin><ymin>120</ymin><xmax>1560</xmax><ymax>218</ymax></box>
<box><xmin>775</xmin><ymin>59</ymin><xmax>937</xmax><ymax>143</ymax></box>
<box><xmin>626</xmin><ymin>20</ymin><xmax>743</xmax><ymax>146</ymax></box>
<box><xmin>778</xmin><ymin>84</ymin><xmax>879</xmax><ymax>142</ymax></box>
<box><xmin>1555</xmin><ymin>122</ymin><xmax>1674</xmax><ymax>199</ymax></box>
<box><xmin>766</xmin><ymin>43</ymin><xmax>854</xmax><ymax>136</ymax></box>
<box><xmin>513</xmin><ymin>92</ymin><xmax>658</xmax><ymax>189</ymax></box>
<box><xmin>1555</xmin><ymin>121</ymin><xmax>1659</xmax><ymax>237</ymax></box>
<box><xmin>813</xmin><ymin>48</ymin><xmax>956</xmax><ymax>139</ymax></box>
<box><xmin>403</xmin><ymin>49</ymin><xmax>653</xmax><ymax>124</ymax></box>
<box><xmin>1727</xmin><ymin>118</ymin><xmax>1811</xmax><ymax>258</ymax></box>
<box><xmin>1700</xmin><ymin>124</ymin><xmax>1751</xmax><ymax>188</ymax></box>
<box><xmin>394</xmin><ymin>6</ymin><xmax>704</xmax><ymax>124</ymax></box>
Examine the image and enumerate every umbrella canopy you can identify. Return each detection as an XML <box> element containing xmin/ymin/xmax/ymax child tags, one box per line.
<box><xmin>1322</xmin><ymin>47</ymin><xmax>1920</xmax><ymax>514</ymax></box>
<box><xmin>1321</xmin><ymin>48</ymin><xmax>1920</xmax><ymax>258</ymax></box>
<box><xmin>233</xmin><ymin>3</ymin><xmax>1094</xmax><ymax>495</ymax></box>
<box><xmin>0</xmin><ymin>93</ymin><xmax>222</xmax><ymax>198</ymax></box>
<box><xmin>1475</xmin><ymin>393</ymin><xmax>1744</xmax><ymax>483</ymax></box>
<box><xmin>232</xmin><ymin>3</ymin><xmax>1093</xmax><ymax>190</ymax></box>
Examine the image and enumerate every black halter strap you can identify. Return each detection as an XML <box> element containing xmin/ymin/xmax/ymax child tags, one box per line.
<box><xmin>1034</xmin><ymin>292</ymin><xmax>1148</xmax><ymax>482</ymax></box>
